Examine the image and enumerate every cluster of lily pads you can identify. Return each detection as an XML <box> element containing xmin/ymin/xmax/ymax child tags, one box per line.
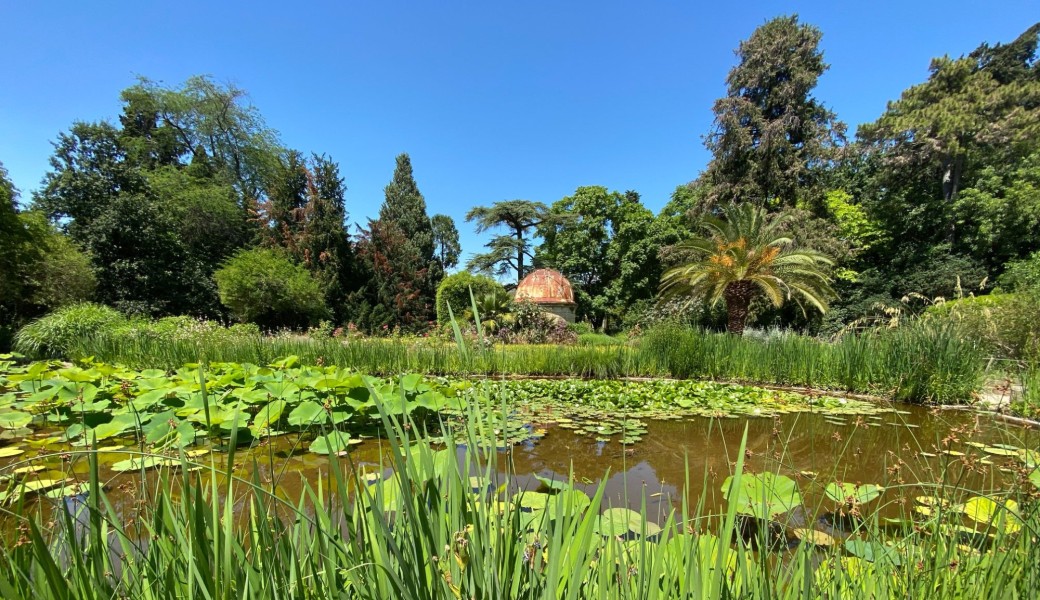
<box><xmin>0</xmin><ymin>355</ymin><xmax>468</xmax><ymax>455</ymax></box>
<box><xmin>0</xmin><ymin>356</ymin><xmax>893</xmax><ymax>460</ymax></box>
<box><xmin>721</xmin><ymin>450</ymin><xmax>1039</xmax><ymax>557</ymax></box>
<box><xmin>468</xmin><ymin>378</ymin><xmax>892</xmax><ymax>445</ymax></box>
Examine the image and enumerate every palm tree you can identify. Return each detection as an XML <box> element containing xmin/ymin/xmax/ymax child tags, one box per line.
<box><xmin>659</xmin><ymin>203</ymin><xmax>835</xmax><ymax>335</ymax></box>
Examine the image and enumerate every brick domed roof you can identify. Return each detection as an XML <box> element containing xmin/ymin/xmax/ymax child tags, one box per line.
<box><xmin>515</xmin><ymin>268</ymin><xmax>576</xmax><ymax>305</ymax></box>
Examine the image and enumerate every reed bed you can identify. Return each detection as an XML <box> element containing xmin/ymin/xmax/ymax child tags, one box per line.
<box><xmin>60</xmin><ymin>320</ymin><xmax>985</xmax><ymax>403</ymax></box>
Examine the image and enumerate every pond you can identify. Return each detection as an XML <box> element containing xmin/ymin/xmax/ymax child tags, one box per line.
<box><xmin>0</xmin><ymin>359</ymin><xmax>1036</xmax><ymax>532</ymax></box>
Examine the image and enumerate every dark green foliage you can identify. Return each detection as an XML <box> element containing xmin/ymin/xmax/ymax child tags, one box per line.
<box><xmin>0</xmin><ymin>163</ymin><xmax>30</xmax><ymax>328</ymax></box>
<box><xmin>354</xmin><ymin>154</ymin><xmax>439</xmax><ymax>330</ymax></box>
<box><xmin>298</xmin><ymin>154</ymin><xmax>355</xmax><ymax>320</ymax></box>
<box><xmin>431</xmin><ymin>214</ymin><xmax>460</xmax><ymax>271</ymax></box>
<box><xmin>265</xmin><ymin>150</ymin><xmax>309</xmax><ymax>248</ymax></box>
<box><xmin>16</xmin><ymin>212</ymin><xmax>96</xmax><ymax>311</ymax></box>
<box><xmin>214</xmin><ymin>248</ymin><xmax>329</xmax><ymax>329</ymax></box>
<box><xmin>435</xmin><ymin>272</ymin><xmax>504</xmax><ymax>326</ymax></box>
<box><xmin>31</xmin><ymin>77</ymin><xmax>278</xmax><ymax>318</ymax></box>
<box><xmin>537</xmin><ymin>187</ymin><xmax>664</xmax><ymax>330</ymax></box>
<box><xmin>704</xmin><ymin>15</ymin><xmax>845</xmax><ymax>210</ymax></box>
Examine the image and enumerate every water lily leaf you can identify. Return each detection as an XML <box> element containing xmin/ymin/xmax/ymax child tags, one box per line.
<box><xmin>515</xmin><ymin>491</ymin><xmax>550</xmax><ymax>511</ymax></box>
<box><xmin>0</xmin><ymin>446</ymin><xmax>25</xmax><ymax>458</ymax></box>
<box><xmin>251</xmin><ymin>400</ymin><xmax>286</xmax><ymax>431</ymax></box>
<box><xmin>263</xmin><ymin>382</ymin><xmax>300</xmax><ymax>400</ymax></box>
<box><xmin>546</xmin><ymin>489</ymin><xmax>591</xmax><ymax>516</ymax></box>
<box><xmin>597</xmin><ymin>507</ymin><xmax>656</xmax><ymax>537</ymax></box>
<box><xmin>287</xmin><ymin>401</ymin><xmax>327</xmax><ymax>427</ymax></box>
<box><xmin>111</xmin><ymin>455</ymin><xmax>175</xmax><ymax>472</ymax></box>
<box><xmin>979</xmin><ymin>445</ymin><xmax>1021</xmax><ymax>457</ymax></box>
<box><xmin>93</xmin><ymin>413</ymin><xmax>138</xmax><ymax>440</ymax></box>
<box><xmin>721</xmin><ymin>472</ymin><xmax>802</xmax><ymax>519</ymax></box>
<box><xmin>824</xmin><ymin>483</ymin><xmax>884</xmax><ymax>505</ymax></box>
<box><xmin>0</xmin><ymin>411</ymin><xmax>32</xmax><ymax>429</ymax></box>
<box><xmin>19</xmin><ymin>478</ymin><xmax>70</xmax><ymax>494</ymax></box>
<box><xmin>791</xmin><ymin>528</ymin><xmax>836</xmax><ymax>546</ymax></box>
<box><xmin>963</xmin><ymin>496</ymin><xmax>1021</xmax><ymax>534</ymax></box>
<box><xmin>400</xmin><ymin>374</ymin><xmax>423</xmax><ymax>392</ymax></box>
<box><xmin>309</xmin><ymin>431</ymin><xmax>359</xmax><ymax>455</ymax></box>
<box><xmin>843</xmin><ymin>539</ymin><xmax>902</xmax><ymax>566</ymax></box>
<box><xmin>534</xmin><ymin>473</ymin><xmax>569</xmax><ymax>491</ymax></box>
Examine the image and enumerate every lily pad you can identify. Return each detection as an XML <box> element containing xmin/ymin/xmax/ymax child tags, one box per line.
<box><xmin>825</xmin><ymin>482</ymin><xmax>885</xmax><ymax>505</ymax></box>
<box><xmin>791</xmin><ymin>528</ymin><xmax>836</xmax><ymax>546</ymax></box>
<box><xmin>721</xmin><ymin>472</ymin><xmax>802</xmax><ymax>519</ymax></box>
<box><xmin>308</xmin><ymin>431</ymin><xmax>360</xmax><ymax>455</ymax></box>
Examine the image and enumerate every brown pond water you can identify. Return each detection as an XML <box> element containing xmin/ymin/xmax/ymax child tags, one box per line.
<box><xmin>3</xmin><ymin>404</ymin><xmax>1036</xmax><ymax>530</ymax></box>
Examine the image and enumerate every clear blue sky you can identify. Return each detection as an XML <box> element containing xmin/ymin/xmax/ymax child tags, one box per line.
<box><xmin>1</xmin><ymin>1</ymin><xmax>1035</xmax><ymax>267</ymax></box>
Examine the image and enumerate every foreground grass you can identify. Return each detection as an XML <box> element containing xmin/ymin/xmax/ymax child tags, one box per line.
<box><xmin>49</xmin><ymin>320</ymin><xmax>986</xmax><ymax>404</ymax></box>
<box><xmin>0</xmin><ymin>393</ymin><xmax>1037</xmax><ymax>600</ymax></box>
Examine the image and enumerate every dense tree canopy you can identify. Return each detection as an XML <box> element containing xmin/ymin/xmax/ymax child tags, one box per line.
<box><xmin>3</xmin><ymin>21</ymin><xmax>1039</xmax><ymax>344</ymax></box>
<box><xmin>537</xmin><ymin>187</ymin><xmax>665</xmax><ymax>329</ymax></box>
<box><xmin>704</xmin><ymin>15</ymin><xmax>845</xmax><ymax>211</ymax></box>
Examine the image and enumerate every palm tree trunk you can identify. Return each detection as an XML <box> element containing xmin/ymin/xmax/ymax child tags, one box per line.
<box><xmin>723</xmin><ymin>281</ymin><xmax>755</xmax><ymax>335</ymax></box>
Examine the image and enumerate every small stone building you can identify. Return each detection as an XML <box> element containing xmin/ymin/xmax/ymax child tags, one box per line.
<box><xmin>514</xmin><ymin>268</ymin><xmax>577</xmax><ymax>323</ymax></box>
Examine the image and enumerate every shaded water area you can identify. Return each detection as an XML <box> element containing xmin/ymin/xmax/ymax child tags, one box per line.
<box><xmin>4</xmin><ymin>404</ymin><xmax>1035</xmax><ymax>529</ymax></box>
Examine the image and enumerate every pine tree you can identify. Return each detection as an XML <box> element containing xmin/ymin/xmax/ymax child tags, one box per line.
<box><xmin>267</xmin><ymin>150</ymin><xmax>309</xmax><ymax>250</ymax></box>
<box><xmin>361</xmin><ymin>153</ymin><xmax>439</xmax><ymax>325</ymax></box>
<box><xmin>705</xmin><ymin>15</ymin><xmax>845</xmax><ymax>210</ymax></box>
<box><xmin>301</xmin><ymin>154</ymin><xmax>355</xmax><ymax>320</ymax></box>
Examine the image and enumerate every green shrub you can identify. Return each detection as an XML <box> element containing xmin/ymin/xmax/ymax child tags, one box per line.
<box><xmin>568</xmin><ymin>321</ymin><xmax>594</xmax><ymax>335</ymax></box>
<box><xmin>214</xmin><ymin>248</ymin><xmax>330</xmax><ymax>330</ymax></box>
<box><xmin>435</xmin><ymin>272</ymin><xmax>504</xmax><ymax>326</ymax></box>
<box><xmin>927</xmin><ymin>293</ymin><xmax>1040</xmax><ymax>359</ymax></box>
<box><xmin>14</xmin><ymin>303</ymin><xmax>126</xmax><ymax>358</ymax></box>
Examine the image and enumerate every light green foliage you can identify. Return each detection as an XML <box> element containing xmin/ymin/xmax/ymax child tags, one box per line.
<box><xmin>16</xmin><ymin>212</ymin><xmax>96</xmax><ymax>311</ymax></box>
<box><xmin>120</xmin><ymin>75</ymin><xmax>282</xmax><ymax>200</ymax></box>
<box><xmin>14</xmin><ymin>303</ymin><xmax>125</xmax><ymax>358</ymax></box>
<box><xmin>927</xmin><ymin>293</ymin><xmax>1040</xmax><ymax>359</ymax></box>
<box><xmin>705</xmin><ymin>15</ymin><xmax>844</xmax><ymax>209</ymax></box>
<box><xmin>660</xmin><ymin>203</ymin><xmax>835</xmax><ymax>335</ymax></box>
<box><xmin>954</xmin><ymin>152</ymin><xmax>1040</xmax><ymax>271</ymax></box>
<box><xmin>435</xmin><ymin>272</ymin><xmax>505</xmax><ymax>326</ymax></box>
<box><xmin>824</xmin><ymin>190</ymin><xmax>884</xmax><ymax>254</ymax></box>
<box><xmin>214</xmin><ymin>248</ymin><xmax>329</xmax><ymax>329</ymax></box>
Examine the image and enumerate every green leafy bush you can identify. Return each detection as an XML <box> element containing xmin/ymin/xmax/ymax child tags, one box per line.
<box><xmin>927</xmin><ymin>293</ymin><xmax>1040</xmax><ymax>359</ymax></box>
<box><xmin>14</xmin><ymin>303</ymin><xmax>126</xmax><ymax>358</ymax></box>
<box><xmin>214</xmin><ymin>248</ymin><xmax>329</xmax><ymax>330</ymax></box>
<box><xmin>435</xmin><ymin>272</ymin><xmax>504</xmax><ymax>326</ymax></box>
<box><xmin>568</xmin><ymin>321</ymin><xmax>594</xmax><ymax>335</ymax></box>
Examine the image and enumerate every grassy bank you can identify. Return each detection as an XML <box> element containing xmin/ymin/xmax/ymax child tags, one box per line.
<box><xmin>1</xmin><ymin>396</ymin><xmax>1037</xmax><ymax>599</ymax></box>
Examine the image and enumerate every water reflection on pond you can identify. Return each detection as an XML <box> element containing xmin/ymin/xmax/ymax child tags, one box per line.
<box><xmin>8</xmin><ymin>404</ymin><xmax>1030</xmax><ymax>528</ymax></box>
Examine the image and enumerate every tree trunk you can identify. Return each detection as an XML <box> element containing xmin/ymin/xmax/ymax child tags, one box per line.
<box><xmin>515</xmin><ymin>225</ymin><xmax>525</xmax><ymax>285</ymax></box>
<box><xmin>724</xmin><ymin>281</ymin><xmax>755</xmax><ymax>335</ymax></box>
